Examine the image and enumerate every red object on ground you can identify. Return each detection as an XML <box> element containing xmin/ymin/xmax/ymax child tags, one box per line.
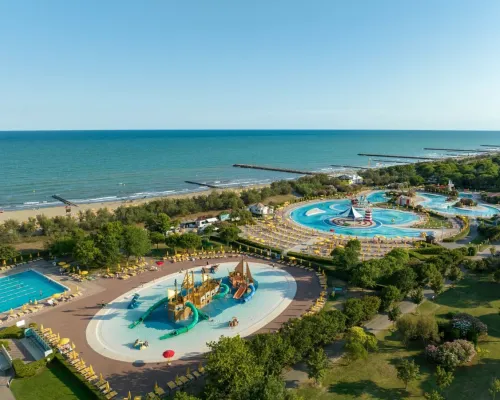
<box><xmin>163</xmin><ymin>350</ymin><xmax>175</xmax><ymax>358</ymax></box>
<box><xmin>156</xmin><ymin>261</ymin><xmax>164</xmax><ymax>266</ymax></box>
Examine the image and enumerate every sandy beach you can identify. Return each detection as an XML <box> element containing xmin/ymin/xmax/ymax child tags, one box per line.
<box><xmin>0</xmin><ymin>184</ymin><xmax>271</xmax><ymax>223</ymax></box>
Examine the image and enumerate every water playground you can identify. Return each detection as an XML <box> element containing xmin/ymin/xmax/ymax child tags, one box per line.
<box><xmin>86</xmin><ymin>260</ymin><xmax>296</xmax><ymax>362</ymax></box>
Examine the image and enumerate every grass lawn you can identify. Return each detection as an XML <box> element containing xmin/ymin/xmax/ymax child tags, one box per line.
<box><xmin>417</xmin><ymin>215</ymin><xmax>453</xmax><ymax>229</ymax></box>
<box><xmin>10</xmin><ymin>360</ymin><xmax>94</xmax><ymax>400</ymax></box>
<box><xmin>295</xmin><ymin>274</ymin><xmax>500</xmax><ymax>400</ymax></box>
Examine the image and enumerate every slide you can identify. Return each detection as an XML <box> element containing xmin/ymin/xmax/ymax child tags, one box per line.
<box><xmin>128</xmin><ymin>294</ymin><xmax>141</xmax><ymax>309</ymax></box>
<box><xmin>242</xmin><ymin>284</ymin><xmax>255</xmax><ymax>303</ymax></box>
<box><xmin>233</xmin><ymin>283</ymin><xmax>247</xmax><ymax>300</ymax></box>
<box><xmin>213</xmin><ymin>283</ymin><xmax>230</xmax><ymax>299</ymax></box>
<box><xmin>159</xmin><ymin>301</ymin><xmax>208</xmax><ymax>340</ymax></box>
<box><xmin>128</xmin><ymin>297</ymin><xmax>170</xmax><ymax>329</ymax></box>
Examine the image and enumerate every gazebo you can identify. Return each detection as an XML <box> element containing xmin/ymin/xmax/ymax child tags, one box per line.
<box><xmin>338</xmin><ymin>205</ymin><xmax>364</xmax><ymax>220</ymax></box>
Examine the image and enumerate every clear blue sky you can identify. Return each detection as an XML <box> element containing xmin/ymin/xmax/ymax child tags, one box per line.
<box><xmin>1</xmin><ymin>0</ymin><xmax>500</xmax><ymax>130</ymax></box>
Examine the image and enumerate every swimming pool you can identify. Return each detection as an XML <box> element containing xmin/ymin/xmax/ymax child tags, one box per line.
<box><xmin>86</xmin><ymin>262</ymin><xmax>296</xmax><ymax>362</ymax></box>
<box><xmin>290</xmin><ymin>200</ymin><xmax>428</xmax><ymax>238</ymax></box>
<box><xmin>0</xmin><ymin>270</ymin><xmax>67</xmax><ymax>313</ymax></box>
<box><xmin>366</xmin><ymin>191</ymin><xmax>389</xmax><ymax>204</ymax></box>
<box><xmin>418</xmin><ymin>193</ymin><xmax>500</xmax><ymax>217</ymax></box>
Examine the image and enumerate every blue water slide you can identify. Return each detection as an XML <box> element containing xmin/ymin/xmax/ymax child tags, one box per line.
<box><xmin>242</xmin><ymin>283</ymin><xmax>255</xmax><ymax>303</ymax></box>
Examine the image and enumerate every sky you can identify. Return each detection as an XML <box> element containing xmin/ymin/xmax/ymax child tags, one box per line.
<box><xmin>1</xmin><ymin>0</ymin><xmax>500</xmax><ymax>131</ymax></box>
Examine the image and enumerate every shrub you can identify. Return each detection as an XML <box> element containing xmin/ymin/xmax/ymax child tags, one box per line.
<box><xmin>0</xmin><ymin>340</ymin><xmax>10</xmax><ymax>350</ymax></box>
<box><xmin>12</xmin><ymin>355</ymin><xmax>53</xmax><ymax>378</ymax></box>
<box><xmin>426</xmin><ymin>340</ymin><xmax>476</xmax><ymax>370</ymax></box>
<box><xmin>451</xmin><ymin>313</ymin><xmax>488</xmax><ymax>341</ymax></box>
<box><xmin>397</xmin><ymin>314</ymin><xmax>439</xmax><ymax>345</ymax></box>
<box><xmin>409</xmin><ymin>287</ymin><xmax>425</xmax><ymax>304</ymax></box>
<box><xmin>0</xmin><ymin>325</ymin><xmax>25</xmax><ymax>339</ymax></box>
<box><xmin>467</xmin><ymin>246</ymin><xmax>477</xmax><ymax>256</ymax></box>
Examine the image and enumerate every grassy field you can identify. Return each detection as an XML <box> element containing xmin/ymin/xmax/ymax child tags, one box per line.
<box><xmin>295</xmin><ymin>274</ymin><xmax>500</xmax><ymax>400</ymax></box>
<box><xmin>10</xmin><ymin>360</ymin><xmax>93</xmax><ymax>400</ymax></box>
<box><xmin>416</xmin><ymin>215</ymin><xmax>453</xmax><ymax>229</ymax></box>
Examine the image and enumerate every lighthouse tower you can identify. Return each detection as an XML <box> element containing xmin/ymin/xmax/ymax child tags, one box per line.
<box><xmin>364</xmin><ymin>209</ymin><xmax>373</xmax><ymax>223</ymax></box>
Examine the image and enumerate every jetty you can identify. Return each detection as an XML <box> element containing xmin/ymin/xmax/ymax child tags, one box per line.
<box><xmin>331</xmin><ymin>164</ymin><xmax>367</xmax><ymax>170</ymax></box>
<box><xmin>232</xmin><ymin>164</ymin><xmax>317</xmax><ymax>175</ymax></box>
<box><xmin>52</xmin><ymin>195</ymin><xmax>78</xmax><ymax>207</ymax></box>
<box><xmin>185</xmin><ymin>181</ymin><xmax>221</xmax><ymax>189</ymax></box>
<box><xmin>480</xmin><ymin>145</ymin><xmax>500</xmax><ymax>148</ymax></box>
<box><xmin>357</xmin><ymin>153</ymin><xmax>436</xmax><ymax>160</ymax></box>
<box><xmin>423</xmin><ymin>147</ymin><xmax>490</xmax><ymax>153</ymax></box>
<box><xmin>373</xmin><ymin>159</ymin><xmax>408</xmax><ymax>164</ymax></box>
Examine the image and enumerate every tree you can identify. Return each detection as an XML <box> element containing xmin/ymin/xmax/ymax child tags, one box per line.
<box><xmin>306</xmin><ymin>348</ymin><xmax>329</xmax><ymax>385</ymax></box>
<box><xmin>425</xmin><ymin>390</ymin><xmax>444</xmax><ymax>400</ymax></box>
<box><xmin>389</xmin><ymin>267</ymin><xmax>417</xmax><ymax>295</ymax></box>
<box><xmin>490</xmin><ymin>378</ymin><xmax>500</xmax><ymax>400</ymax></box>
<box><xmin>218</xmin><ymin>223</ymin><xmax>241</xmax><ymax>244</ymax></box>
<box><xmin>490</xmin><ymin>246</ymin><xmax>497</xmax><ymax>256</ymax></box>
<box><xmin>205</xmin><ymin>335</ymin><xmax>264</xmax><ymax>400</ymax></box>
<box><xmin>145</xmin><ymin>213</ymin><xmax>172</xmax><ymax>235</ymax></box>
<box><xmin>493</xmin><ymin>269</ymin><xmax>500</xmax><ymax>283</ymax></box>
<box><xmin>396</xmin><ymin>358</ymin><xmax>420</xmax><ymax>390</ymax></box>
<box><xmin>361</xmin><ymin>296</ymin><xmax>381</xmax><ymax>320</ymax></box>
<box><xmin>381</xmin><ymin>285</ymin><xmax>401</xmax><ymax>311</ymax></box>
<box><xmin>0</xmin><ymin>244</ymin><xmax>19</xmax><ymax>260</ymax></box>
<box><xmin>73</xmin><ymin>238</ymin><xmax>100</xmax><ymax>267</ymax></box>
<box><xmin>351</xmin><ymin>261</ymin><xmax>379</xmax><ymax>289</ymax></box>
<box><xmin>435</xmin><ymin>365</ymin><xmax>454</xmax><ymax>390</ymax></box>
<box><xmin>448</xmin><ymin>265</ymin><xmax>463</xmax><ymax>284</ymax></box>
<box><xmin>249</xmin><ymin>333</ymin><xmax>295</xmax><ymax>377</ymax></box>
<box><xmin>178</xmin><ymin>232</ymin><xmax>202</xmax><ymax>250</ymax></box>
<box><xmin>343</xmin><ymin>298</ymin><xmax>366</xmax><ymax>327</ymax></box>
<box><xmin>388</xmin><ymin>306</ymin><xmax>402</xmax><ymax>327</ymax></box>
<box><xmin>397</xmin><ymin>314</ymin><xmax>439</xmax><ymax>345</ymax></box>
<box><xmin>92</xmin><ymin>222</ymin><xmax>123</xmax><ymax>267</ymax></box>
<box><xmin>344</xmin><ymin>326</ymin><xmax>377</xmax><ymax>361</ymax></box>
<box><xmin>409</xmin><ymin>287</ymin><xmax>425</xmax><ymax>304</ymax></box>
<box><xmin>46</xmin><ymin>235</ymin><xmax>77</xmax><ymax>256</ymax></box>
<box><xmin>149</xmin><ymin>231</ymin><xmax>165</xmax><ymax>249</ymax></box>
<box><xmin>429</xmin><ymin>272</ymin><xmax>444</xmax><ymax>296</ymax></box>
<box><xmin>122</xmin><ymin>225</ymin><xmax>151</xmax><ymax>259</ymax></box>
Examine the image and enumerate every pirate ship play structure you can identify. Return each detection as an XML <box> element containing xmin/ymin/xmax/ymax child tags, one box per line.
<box><xmin>128</xmin><ymin>259</ymin><xmax>256</xmax><ymax>340</ymax></box>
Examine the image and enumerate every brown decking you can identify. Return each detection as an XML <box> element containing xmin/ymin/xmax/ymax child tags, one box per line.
<box><xmin>28</xmin><ymin>257</ymin><xmax>321</xmax><ymax>397</ymax></box>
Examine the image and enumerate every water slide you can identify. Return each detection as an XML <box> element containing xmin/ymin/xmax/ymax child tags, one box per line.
<box><xmin>213</xmin><ymin>283</ymin><xmax>230</xmax><ymax>299</ymax></box>
<box><xmin>233</xmin><ymin>283</ymin><xmax>247</xmax><ymax>300</ymax></box>
<box><xmin>159</xmin><ymin>301</ymin><xmax>208</xmax><ymax>340</ymax></box>
<box><xmin>242</xmin><ymin>283</ymin><xmax>256</xmax><ymax>303</ymax></box>
<box><xmin>128</xmin><ymin>297</ymin><xmax>170</xmax><ymax>329</ymax></box>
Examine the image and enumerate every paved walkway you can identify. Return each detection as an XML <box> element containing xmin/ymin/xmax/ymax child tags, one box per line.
<box><xmin>0</xmin><ymin>371</ymin><xmax>15</xmax><ymax>400</ymax></box>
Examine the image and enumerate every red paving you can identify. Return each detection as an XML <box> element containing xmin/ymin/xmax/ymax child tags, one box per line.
<box><xmin>28</xmin><ymin>257</ymin><xmax>321</xmax><ymax>397</ymax></box>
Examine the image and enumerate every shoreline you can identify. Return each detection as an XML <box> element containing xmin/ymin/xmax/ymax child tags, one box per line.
<box><xmin>0</xmin><ymin>184</ymin><xmax>272</xmax><ymax>223</ymax></box>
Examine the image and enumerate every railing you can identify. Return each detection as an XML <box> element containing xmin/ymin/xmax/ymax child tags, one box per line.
<box><xmin>25</xmin><ymin>328</ymin><xmax>53</xmax><ymax>357</ymax></box>
<box><xmin>0</xmin><ymin>344</ymin><xmax>13</xmax><ymax>369</ymax></box>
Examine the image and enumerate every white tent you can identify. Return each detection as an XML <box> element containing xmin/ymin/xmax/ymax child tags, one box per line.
<box><xmin>339</xmin><ymin>205</ymin><xmax>363</xmax><ymax>220</ymax></box>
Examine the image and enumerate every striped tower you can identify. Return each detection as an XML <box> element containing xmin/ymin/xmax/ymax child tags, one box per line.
<box><xmin>364</xmin><ymin>209</ymin><xmax>373</xmax><ymax>223</ymax></box>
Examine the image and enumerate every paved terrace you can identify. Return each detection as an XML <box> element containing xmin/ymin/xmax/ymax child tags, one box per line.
<box><xmin>11</xmin><ymin>257</ymin><xmax>320</xmax><ymax>398</ymax></box>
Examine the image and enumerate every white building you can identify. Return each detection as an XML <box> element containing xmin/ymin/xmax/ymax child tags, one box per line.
<box><xmin>337</xmin><ymin>174</ymin><xmax>364</xmax><ymax>185</ymax></box>
<box><xmin>195</xmin><ymin>217</ymin><xmax>218</xmax><ymax>228</ymax></box>
<box><xmin>249</xmin><ymin>203</ymin><xmax>274</xmax><ymax>216</ymax></box>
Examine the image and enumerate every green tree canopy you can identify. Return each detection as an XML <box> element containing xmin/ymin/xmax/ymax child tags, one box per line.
<box><xmin>306</xmin><ymin>348</ymin><xmax>329</xmax><ymax>385</ymax></box>
<box><xmin>122</xmin><ymin>225</ymin><xmax>151</xmax><ymax>259</ymax></box>
<box><xmin>218</xmin><ymin>223</ymin><xmax>241</xmax><ymax>244</ymax></box>
<box><xmin>396</xmin><ymin>358</ymin><xmax>420</xmax><ymax>390</ymax></box>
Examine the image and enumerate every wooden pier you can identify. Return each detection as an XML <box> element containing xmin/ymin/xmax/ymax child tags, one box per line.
<box><xmin>423</xmin><ymin>147</ymin><xmax>490</xmax><ymax>153</ymax></box>
<box><xmin>185</xmin><ymin>181</ymin><xmax>221</xmax><ymax>189</ymax></box>
<box><xmin>232</xmin><ymin>164</ymin><xmax>317</xmax><ymax>175</ymax></box>
<box><xmin>357</xmin><ymin>153</ymin><xmax>436</xmax><ymax>160</ymax></box>
<box><xmin>331</xmin><ymin>164</ymin><xmax>367</xmax><ymax>170</ymax></box>
<box><xmin>52</xmin><ymin>195</ymin><xmax>78</xmax><ymax>207</ymax></box>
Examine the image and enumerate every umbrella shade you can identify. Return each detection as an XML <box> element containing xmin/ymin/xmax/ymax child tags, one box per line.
<box><xmin>58</xmin><ymin>338</ymin><xmax>70</xmax><ymax>346</ymax></box>
<box><xmin>156</xmin><ymin>261</ymin><xmax>164</xmax><ymax>266</ymax></box>
<box><xmin>58</xmin><ymin>262</ymin><xmax>67</xmax><ymax>266</ymax></box>
<box><xmin>163</xmin><ymin>350</ymin><xmax>175</xmax><ymax>359</ymax></box>
<box><xmin>80</xmin><ymin>271</ymin><xmax>88</xmax><ymax>275</ymax></box>
<box><xmin>61</xmin><ymin>264</ymin><xmax>70</xmax><ymax>269</ymax></box>
<box><xmin>52</xmin><ymin>293</ymin><xmax>62</xmax><ymax>299</ymax></box>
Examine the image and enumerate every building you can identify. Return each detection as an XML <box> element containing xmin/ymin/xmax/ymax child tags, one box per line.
<box><xmin>337</xmin><ymin>174</ymin><xmax>364</xmax><ymax>185</ymax></box>
<box><xmin>396</xmin><ymin>195</ymin><xmax>414</xmax><ymax>207</ymax></box>
<box><xmin>218</xmin><ymin>213</ymin><xmax>231</xmax><ymax>222</ymax></box>
<box><xmin>195</xmin><ymin>217</ymin><xmax>219</xmax><ymax>228</ymax></box>
<box><xmin>249</xmin><ymin>203</ymin><xmax>274</xmax><ymax>216</ymax></box>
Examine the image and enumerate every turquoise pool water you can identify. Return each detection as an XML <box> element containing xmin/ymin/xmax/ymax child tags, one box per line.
<box><xmin>418</xmin><ymin>193</ymin><xmax>500</xmax><ymax>217</ymax></box>
<box><xmin>290</xmin><ymin>200</ymin><xmax>427</xmax><ymax>238</ymax></box>
<box><xmin>366</xmin><ymin>191</ymin><xmax>389</xmax><ymax>203</ymax></box>
<box><xmin>86</xmin><ymin>262</ymin><xmax>296</xmax><ymax>362</ymax></box>
<box><xmin>0</xmin><ymin>270</ymin><xmax>67</xmax><ymax>313</ymax></box>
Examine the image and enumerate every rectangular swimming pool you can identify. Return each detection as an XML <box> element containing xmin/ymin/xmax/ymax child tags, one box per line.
<box><xmin>0</xmin><ymin>270</ymin><xmax>67</xmax><ymax>313</ymax></box>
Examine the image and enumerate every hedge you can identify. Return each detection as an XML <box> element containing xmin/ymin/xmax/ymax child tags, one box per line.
<box><xmin>0</xmin><ymin>325</ymin><xmax>25</xmax><ymax>339</ymax></box>
<box><xmin>13</xmin><ymin>354</ymin><xmax>54</xmax><ymax>378</ymax></box>
<box><xmin>0</xmin><ymin>340</ymin><xmax>10</xmax><ymax>350</ymax></box>
<box><xmin>412</xmin><ymin>247</ymin><xmax>447</xmax><ymax>255</ymax></box>
<box><xmin>443</xmin><ymin>216</ymin><xmax>470</xmax><ymax>243</ymax></box>
<box><xmin>52</xmin><ymin>353</ymin><xmax>106</xmax><ymax>400</ymax></box>
<box><xmin>285</xmin><ymin>252</ymin><xmax>350</xmax><ymax>281</ymax></box>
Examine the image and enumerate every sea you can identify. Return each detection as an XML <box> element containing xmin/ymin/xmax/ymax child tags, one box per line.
<box><xmin>0</xmin><ymin>130</ymin><xmax>499</xmax><ymax>211</ymax></box>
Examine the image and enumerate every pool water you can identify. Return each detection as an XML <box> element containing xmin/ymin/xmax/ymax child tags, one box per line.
<box><xmin>86</xmin><ymin>262</ymin><xmax>296</xmax><ymax>362</ymax></box>
<box><xmin>0</xmin><ymin>270</ymin><xmax>67</xmax><ymax>313</ymax></box>
<box><xmin>366</xmin><ymin>191</ymin><xmax>389</xmax><ymax>204</ymax></box>
<box><xmin>418</xmin><ymin>193</ymin><xmax>500</xmax><ymax>217</ymax></box>
<box><xmin>290</xmin><ymin>200</ymin><xmax>427</xmax><ymax>238</ymax></box>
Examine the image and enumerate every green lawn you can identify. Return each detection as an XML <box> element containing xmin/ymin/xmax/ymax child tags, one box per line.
<box><xmin>10</xmin><ymin>360</ymin><xmax>94</xmax><ymax>400</ymax></box>
<box><xmin>416</xmin><ymin>215</ymin><xmax>453</xmax><ymax>229</ymax></box>
<box><xmin>295</xmin><ymin>274</ymin><xmax>500</xmax><ymax>400</ymax></box>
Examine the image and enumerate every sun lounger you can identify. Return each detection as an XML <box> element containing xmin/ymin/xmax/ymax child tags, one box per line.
<box><xmin>166</xmin><ymin>381</ymin><xmax>177</xmax><ymax>391</ymax></box>
<box><xmin>106</xmin><ymin>391</ymin><xmax>118</xmax><ymax>399</ymax></box>
<box><xmin>154</xmin><ymin>387</ymin><xmax>165</xmax><ymax>396</ymax></box>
